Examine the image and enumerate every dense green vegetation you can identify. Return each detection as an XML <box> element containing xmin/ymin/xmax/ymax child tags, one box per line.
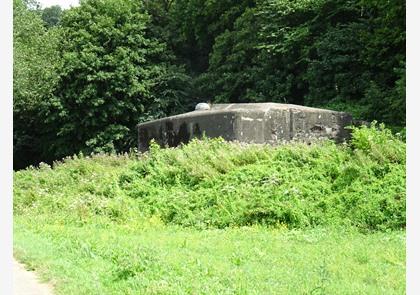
<box><xmin>13</xmin><ymin>125</ymin><xmax>406</xmax><ymax>294</ymax></box>
<box><xmin>198</xmin><ymin>0</ymin><xmax>405</xmax><ymax>122</ymax></box>
<box><xmin>13</xmin><ymin>0</ymin><xmax>405</xmax><ymax>169</ymax></box>
<box><xmin>15</xmin><ymin>124</ymin><xmax>405</xmax><ymax>231</ymax></box>
<box><xmin>13</xmin><ymin>0</ymin><xmax>406</xmax><ymax>292</ymax></box>
<box><xmin>13</xmin><ymin>0</ymin><xmax>62</xmax><ymax>168</ymax></box>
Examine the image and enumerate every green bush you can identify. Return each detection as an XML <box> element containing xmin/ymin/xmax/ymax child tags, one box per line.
<box><xmin>350</xmin><ymin>121</ymin><xmax>405</xmax><ymax>164</ymax></box>
<box><xmin>14</xmin><ymin>125</ymin><xmax>405</xmax><ymax>231</ymax></box>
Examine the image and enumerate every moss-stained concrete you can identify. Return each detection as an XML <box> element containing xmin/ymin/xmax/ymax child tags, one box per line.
<box><xmin>137</xmin><ymin>103</ymin><xmax>352</xmax><ymax>151</ymax></box>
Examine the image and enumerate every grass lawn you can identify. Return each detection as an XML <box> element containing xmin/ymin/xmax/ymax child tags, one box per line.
<box><xmin>14</xmin><ymin>216</ymin><xmax>405</xmax><ymax>295</ymax></box>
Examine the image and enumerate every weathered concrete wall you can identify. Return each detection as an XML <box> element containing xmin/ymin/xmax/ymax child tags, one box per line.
<box><xmin>137</xmin><ymin>103</ymin><xmax>352</xmax><ymax>152</ymax></box>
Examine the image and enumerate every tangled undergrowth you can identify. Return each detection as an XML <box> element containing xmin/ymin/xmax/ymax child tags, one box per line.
<box><xmin>14</xmin><ymin>123</ymin><xmax>405</xmax><ymax>232</ymax></box>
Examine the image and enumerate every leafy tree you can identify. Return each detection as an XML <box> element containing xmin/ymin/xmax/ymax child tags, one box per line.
<box><xmin>198</xmin><ymin>0</ymin><xmax>323</xmax><ymax>104</ymax></box>
<box><xmin>198</xmin><ymin>0</ymin><xmax>405</xmax><ymax>126</ymax></box>
<box><xmin>196</xmin><ymin>7</ymin><xmax>260</xmax><ymax>103</ymax></box>
<box><xmin>359</xmin><ymin>0</ymin><xmax>406</xmax><ymax>125</ymax></box>
<box><xmin>22</xmin><ymin>0</ymin><xmax>42</xmax><ymax>10</ymax></box>
<box><xmin>41</xmin><ymin>5</ymin><xmax>62</xmax><ymax>28</ymax></box>
<box><xmin>13</xmin><ymin>0</ymin><xmax>61</xmax><ymax>169</ymax></box>
<box><xmin>43</xmin><ymin>0</ymin><xmax>191</xmax><ymax>159</ymax></box>
<box><xmin>167</xmin><ymin>0</ymin><xmax>255</xmax><ymax>74</ymax></box>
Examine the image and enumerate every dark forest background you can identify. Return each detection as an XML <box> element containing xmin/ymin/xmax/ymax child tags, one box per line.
<box><xmin>14</xmin><ymin>0</ymin><xmax>405</xmax><ymax>169</ymax></box>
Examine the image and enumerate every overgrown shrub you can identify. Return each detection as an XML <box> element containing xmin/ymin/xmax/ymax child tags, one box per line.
<box><xmin>14</xmin><ymin>125</ymin><xmax>405</xmax><ymax>231</ymax></box>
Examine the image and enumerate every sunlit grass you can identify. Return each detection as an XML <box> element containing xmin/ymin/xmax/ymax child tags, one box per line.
<box><xmin>15</xmin><ymin>217</ymin><xmax>405</xmax><ymax>295</ymax></box>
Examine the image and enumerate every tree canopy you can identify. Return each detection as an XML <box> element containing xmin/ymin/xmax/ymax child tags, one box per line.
<box><xmin>41</xmin><ymin>5</ymin><xmax>62</xmax><ymax>28</ymax></box>
<box><xmin>13</xmin><ymin>0</ymin><xmax>406</xmax><ymax>169</ymax></box>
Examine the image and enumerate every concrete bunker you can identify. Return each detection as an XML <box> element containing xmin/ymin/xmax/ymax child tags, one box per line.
<box><xmin>137</xmin><ymin>103</ymin><xmax>353</xmax><ymax>152</ymax></box>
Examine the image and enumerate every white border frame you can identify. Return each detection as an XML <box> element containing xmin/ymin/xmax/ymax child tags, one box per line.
<box><xmin>406</xmin><ymin>0</ymin><xmax>419</xmax><ymax>294</ymax></box>
<box><xmin>0</xmin><ymin>0</ymin><xmax>13</xmax><ymax>294</ymax></box>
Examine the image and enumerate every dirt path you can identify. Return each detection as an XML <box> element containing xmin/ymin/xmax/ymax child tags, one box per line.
<box><xmin>13</xmin><ymin>258</ymin><xmax>55</xmax><ymax>295</ymax></box>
